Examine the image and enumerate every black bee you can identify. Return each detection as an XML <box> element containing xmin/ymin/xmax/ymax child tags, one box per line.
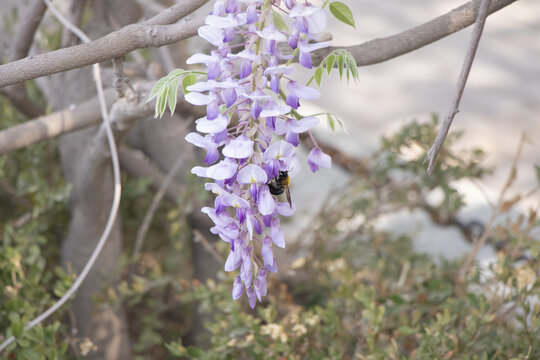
<box><xmin>267</xmin><ymin>170</ymin><xmax>292</xmax><ymax>208</ymax></box>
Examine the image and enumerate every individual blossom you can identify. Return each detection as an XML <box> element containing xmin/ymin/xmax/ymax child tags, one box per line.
<box><xmin>184</xmin><ymin>0</ymin><xmax>332</xmax><ymax>308</ymax></box>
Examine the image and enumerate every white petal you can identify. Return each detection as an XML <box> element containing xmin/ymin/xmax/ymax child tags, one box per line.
<box><xmin>298</xmin><ymin>41</ymin><xmax>331</xmax><ymax>54</ymax></box>
<box><xmin>205</xmin><ymin>14</ymin><xmax>239</xmax><ymax>28</ymax></box>
<box><xmin>260</xmin><ymin>102</ymin><xmax>291</xmax><ymax>117</ymax></box>
<box><xmin>198</xmin><ymin>25</ymin><xmax>224</xmax><ymax>46</ymax></box>
<box><xmin>289</xmin><ymin>116</ymin><xmax>319</xmax><ymax>133</ymax></box>
<box><xmin>185</xmin><ymin>92</ymin><xmax>212</xmax><ymax>106</ymax></box>
<box><xmin>195</xmin><ymin>114</ymin><xmax>229</xmax><ymax>133</ymax></box>
<box><xmin>186</xmin><ymin>53</ymin><xmax>218</xmax><ymax>65</ymax></box>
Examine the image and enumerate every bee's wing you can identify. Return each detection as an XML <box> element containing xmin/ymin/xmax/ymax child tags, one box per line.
<box><xmin>285</xmin><ymin>186</ymin><xmax>292</xmax><ymax>208</ymax></box>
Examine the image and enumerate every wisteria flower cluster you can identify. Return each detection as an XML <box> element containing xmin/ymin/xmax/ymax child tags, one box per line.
<box><xmin>183</xmin><ymin>0</ymin><xmax>332</xmax><ymax>308</ymax></box>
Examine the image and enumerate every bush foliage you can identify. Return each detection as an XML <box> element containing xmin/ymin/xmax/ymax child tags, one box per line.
<box><xmin>1</xmin><ymin>106</ymin><xmax>538</xmax><ymax>358</ymax></box>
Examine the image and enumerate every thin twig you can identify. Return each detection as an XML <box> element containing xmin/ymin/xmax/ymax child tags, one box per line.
<box><xmin>426</xmin><ymin>0</ymin><xmax>493</xmax><ymax>174</ymax></box>
<box><xmin>396</xmin><ymin>261</ymin><xmax>410</xmax><ymax>289</ymax></box>
<box><xmin>193</xmin><ymin>229</ymin><xmax>225</xmax><ymax>265</ymax></box>
<box><xmin>129</xmin><ymin>153</ymin><xmax>185</xmax><ymax>276</ymax></box>
<box><xmin>0</xmin><ymin>0</ymin><xmax>122</xmax><ymax>352</ymax></box>
<box><xmin>112</xmin><ymin>56</ymin><xmax>127</xmax><ymax>98</ymax></box>
<box><xmin>457</xmin><ymin>134</ymin><xmax>526</xmax><ymax>286</ymax></box>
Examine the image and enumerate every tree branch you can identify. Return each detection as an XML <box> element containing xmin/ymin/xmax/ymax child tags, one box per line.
<box><xmin>118</xmin><ymin>146</ymin><xmax>183</xmax><ymax>201</ymax></box>
<box><xmin>0</xmin><ymin>0</ymin><xmax>48</xmax><ymax>118</ymax></box>
<box><xmin>129</xmin><ymin>152</ymin><xmax>185</xmax><ymax>276</ymax></box>
<box><xmin>425</xmin><ymin>0</ymin><xmax>492</xmax><ymax>174</ymax></box>
<box><xmin>0</xmin><ymin>4</ymin><xmax>206</xmax><ymax>88</ymax></box>
<box><xmin>456</xmin><ymin>134</ymin><xmax>525</xmax><ymax>287</ymax></box>
<box><xmin>312</xmin><ymin>0</ymin><xmax>517</xmax><ymax>66</ymax></box>
<box><xmin>0</xmin><ymin>83</ymin><xmax>200</xmax><ymax>155</ymax></box>
<box><xmin>0</xmin><ymin>89</ymin><xmax>115</xmax><ymax>155</ymax></box>
<box><xmin>0</xmin><ymin>87</ymin><xmax>44</xmax><ymax>118</ymax></box>
<box><xmin>11</xmin><ymin>0</ymin><xmax>47</xmax><ymax>61</ymax></box>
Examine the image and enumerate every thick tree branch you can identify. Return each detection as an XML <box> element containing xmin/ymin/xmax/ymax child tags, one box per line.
<box><xmin>312</xmin><ymin>0</ymin><xmax>517</xmax><ymax>66</ymax></box>
<box><xmin>0</xmin><ymin>6</ymin><xmax>205</xmax><ymax>88</ymax></box>
<box><xmin>0</xmin><ymin>89</ymin><xmax>115</xmax><ymax>155</ymax></box>
<box><xmin>0</xmin><ymin>83</ymin><xmax>199</xmax><ymax>155</ymax></box>
<box><xmin>11</xmin><ymin>0</ymin><xmax>47</xmax><ymax>61</ymax></box>
<box><xmin>0</xmin><ymin>0</ymin><xmax>48</xmax><ymax>118</ymax></box>
<box><xmin>0</xmin><ymin>87</ymin><xmax>44</xmax><ymax>118</ymax></box>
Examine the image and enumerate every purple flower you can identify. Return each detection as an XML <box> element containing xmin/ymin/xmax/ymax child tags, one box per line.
<box><xmin>254</xmin><ymin>269</ymin><xmax>267</xmax><ymax>300</ymax></box>
<box><xmin>274</xmin><ymin>116</ymin><xmax>319</xmax><ymax>146</ymax></box>
<box><xmin>192</xmin><ymin>157</ymin><xmax>238</xmax><ymax>180</ymax></box>
<box><xmin>237</xmin><ymin>164</ymin><xmax>268</xmax><ymax>184</ymax></box>
<box><xmin>198</xmin><ymin>25</ymin><xmax>224</xmax><ymax>46</ymax></box>
<box><xmin>183</xmin><ymin>0</ymin><xmax>332</xmax><ymax>308</ymax></box>
<box><xmin>222</xmin><ymin>135</ymin><xmax>254</xmax><ymax>159</ymax></box>
<box><xmin>185</xmin><ymin>132</ymin><xmax>220</xmax><ymax>164</ymax></box>
<box><xmin>307</xmin><ymin>147</ymin><xmax>332</xmax><ymax>172</ymax></box>
<box><xmin>232</xmin><ymin>275</ymin><xmax>243</xmax><ymax>299</ymax></box>
<box><xmin>257</xmin><ymin>185</ymin><xmax>276</xmax><ymax>216</ymax></box>
<box><xmin>261</xmin><ymin>236</ymin><xmax>274</xmax><ymax>267</ymax></box>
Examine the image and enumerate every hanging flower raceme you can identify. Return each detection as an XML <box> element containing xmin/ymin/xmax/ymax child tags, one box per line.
<box><xmin>184</xmin><ymin>0</ymin><xmax>332</xmax><ymax>308</ymax></box>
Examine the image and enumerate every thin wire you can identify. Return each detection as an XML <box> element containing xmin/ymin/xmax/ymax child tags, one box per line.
<box><xmin>0</xmin><ymin>0</ymin><xmax>122</xmax><ymax>352</ymax></box>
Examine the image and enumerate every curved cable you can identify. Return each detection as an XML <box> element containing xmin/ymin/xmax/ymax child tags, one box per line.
<box><xmin>0</xmin><ymin>0</ymin><xmax>122</xmax><ymax>352</ymax></box>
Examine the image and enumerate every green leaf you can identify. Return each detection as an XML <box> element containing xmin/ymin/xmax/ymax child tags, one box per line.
<box><xmin>327</xmin><ymin>113</ymin><xmax>335</xmax><ymax>132</ymax></box>
<box><xmin>167</xmin><ymin>79</ymin><xmax>179</xmax><ymax>114</ymax></box>
<box><xmin>397</xmin><ymin>326</ymin><xmax>417</xmax><ymax>335</ymax></box>
<box><xmin>314</xmin><ymin>67</ymin><xmax>324</xmax><ymax>87</ymax></box>
<box><xmin>326</xmin><ymin>54</ymin><xmax>335</xmax><ymax>75</ymax></box>
<box><xmin>21</xmin><ymin>349</ymin><xmax>41</xmax><ymax>360</ymax></box>
<box><xmin>337</xmin><ymin>54</ymin><xmax>344</xmax><ymax>79</ymax></box>
<box><xmin>390</xmin><ymin>294</ymin><xmax>406</xmax><ymax>305</ymax></box>
<box><xmin>272</xmin><ymin>11</ymin><xmax>289</xmax><ymax>32</ymax></box>
<box><xmin>186</xmin><ymin>346</ymin><xmax>204</xmax><ymax>358</ymax></box>
<box><xmin>168</xmin><ymin>68</ymin><xmax>186</xmax><ymax>79</ymax></box>
<box><xmin>147</xmin><ymin>76</ymin><xmax>168</xmax><ymax>102</ymax></box>
<box><xmin>346</xmin><ymin>53</ymin><xmax>359</xmax><ymax>82</ymax></box>
<box><xmin>182</xmin><ymin>73</ymin><xmax>197</xmax><ymax>94</ymax></box>
<box><xmin>335</xmin><ymin>115</ymin><xmax>348</xmax><ymax>133</ymax></box>
<box><xmin>9</xmin><ymin>313</ymin><xmax>23</xmax><ymax>338</ymax></box>
<box><xmin>534</xmin><ymin>165</ymin><xmax>540</xmax><ymax>185</ymax></box>
<box><xmin>157</xmin><ymin>87</ymin><xmax>168</xmax><ymax>118</ymax></box>
<box><xmin>165</xmin><ymin>342</ymin><xmax>187</xmax><ymax>357</ymax></box>
<box><xmin>329</xmin><ymin>2</ymin><xmax>356</xmax><ymax>28</ymax></box>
